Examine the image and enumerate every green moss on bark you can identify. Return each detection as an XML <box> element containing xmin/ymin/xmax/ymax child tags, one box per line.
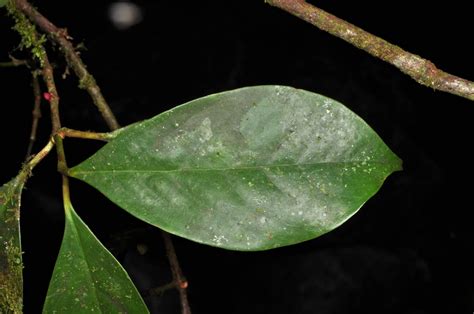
<box><xmin>7</xmin><ymin>0</ymin><xmax>46</xmax><ymax>65</ymax></box>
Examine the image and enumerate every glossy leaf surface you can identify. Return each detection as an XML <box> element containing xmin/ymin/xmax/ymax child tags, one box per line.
<box><xmin>0</xmin><ymin>175</ymin><xmax>26</xmax><ymax>314</ymax></box>
<box><xmin>43</xmin><ymin>201</ymin><xmax>148</xmax><ymax>313</ymax></box>
<box><xmin>70</xmin><ymin>86</ymin><xmax>402</xmax><ymax>250</ymax></box>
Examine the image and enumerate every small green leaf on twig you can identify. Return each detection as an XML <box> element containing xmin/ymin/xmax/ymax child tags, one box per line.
<box><xmin>43</xmin><ymin>200</ymin><xmax>149</xmax><ymax>313</ymax></box>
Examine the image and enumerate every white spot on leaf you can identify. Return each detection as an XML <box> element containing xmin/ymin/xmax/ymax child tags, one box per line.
<box><xmin>198</xmin><ymin>117</ymin><xmax>213</xmax><ymax>142</ymax></box>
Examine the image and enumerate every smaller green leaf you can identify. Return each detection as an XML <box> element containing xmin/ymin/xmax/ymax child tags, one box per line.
<box><xmin>0</xmin><ymin>0</ymin><xmax>7</xmax><ymax>8</ymax></box>
<box><xmin>0</xmin><ymin>175</ymin><xmax>26</xmax><ymax>314</ymax></box>
<box><xmin>43</xmin><ymin>201</ymin><xmax>149</xmax><ymax>313</ymax></box>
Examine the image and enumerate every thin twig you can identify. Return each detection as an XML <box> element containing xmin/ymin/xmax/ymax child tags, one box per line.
<box><xmin>36</xmin><ymin>34</ymin><xmax>68</xmax><ymax>174</ymax></box>
<box><xmin>162</xmin><ymin>232</ymin><xmax>191</xmax><ymax>314</ymax></box>
<box><xmin>13</xmin><ymin>0</ymin><xmax>121</xmax><ymax>130</ymax></box>
<box><xmin>42</xmin><ymin>56</ymin><xmax>61</xmax><ymax>133</ymax></box>
<box><xmin>25</xmin><ymin>71</ymin><xmax>42</xmax><ymax>158</ymax></box>
<box><xmin>0</xmin><ymin>57</ymin><xmax>28</xmax><ymax>67</ymax></box>
<box><xmin>57</xmin><ymin>127</ymin><xmax>115</xmax><ymax>142</ymax></box>
<box><xmin>21</xmin><ymin>137</ymin><xmax>55</xmax><ymax>177</ymax></box>
<box><xmin>266</xmin><ymin>0</ymin><xmax>474</xmax><ymax>101</ymax></box>
<box><xmin>148</xmin><ymin>281</ymin><xmax>179</xmax><ymax>296</ymax></box>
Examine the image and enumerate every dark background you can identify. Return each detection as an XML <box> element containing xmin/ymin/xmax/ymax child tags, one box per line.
<box><xmin>1</xmin><ymin>1</ymin><xmax>473</xmax><ymax>313</ymax></box>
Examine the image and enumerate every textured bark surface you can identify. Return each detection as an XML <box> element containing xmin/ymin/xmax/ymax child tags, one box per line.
<box><xmin>266</xmin><ymin>0</ymin><xmax>474</xmax><ymax>101</ymax></box>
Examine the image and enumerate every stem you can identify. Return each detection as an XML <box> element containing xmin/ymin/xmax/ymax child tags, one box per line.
<box><xmin>35</xmin><ymin>35</ymin><xmax>69</xmax><ymax>175</ymax></box>
<box><xmin>26</xmin><ymin>71</ymin><xmax>42</xmax><ymax>158</ymax></box>
<box><xmin>13</xmin><ymin>0</ymin><xmax>121</xmax><ymax>130</ymax></box>
<box><xmin>54</xmin><ymin>134</ymin><xmax>68</xmax><ymax>175</ymax></box>
<box><xmin>149</xmin><ymin>282</ymin><xmax>179</xmax><ymax>296</ymax></box>
<box><xmin>41</xmin><ymin>54</ymin><xmax>69</xmax><ymax>175</ymax></box>
<box><xmin>42</xmin><ymin>56</ymin><xmax>60</xmax><ymax>133</ymax></box>
<box><xmin>61</xmin><ymin>174</ymin><xmax>71</xmax><ymax>214</ymax></box>
<box><xmin>21</xmin><ymin>138</ymin><xmax>55</xmax><ymax>176</ymax></box>
<box><xmin>57</xmin><ymin>128</ymin><xmax>115</xmax><ymax>142</ymax></box>
<box><xmin>162</xmin><ymin>232</ymin><xmax>191</xmax><ymax>314</ymax></box>
<box><xmin>17</xmin><ymin>136</ymin><xmax>54</xmax><ymax>185</ymax></box>
<box><xmin>266</xmin><ymin>0</ymin><xmax>474</xmax><ymax>101</ymax></box>
<box><xmin>0</xmin><ymin>58</ymin><xmax>27</xmax><ymax>67</ymax></box>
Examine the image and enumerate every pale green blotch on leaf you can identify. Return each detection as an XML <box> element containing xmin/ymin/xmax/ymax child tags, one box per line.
<box><xmin>70</xmin><ymin>85</ymin><xmax>402</xmax><ymax>251</ymax></box>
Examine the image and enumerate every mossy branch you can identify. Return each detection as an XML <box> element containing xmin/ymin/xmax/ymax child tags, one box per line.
<box><xmin>12</xmin><ymin>0</ymin><xmax>121</xmax><ymax>130</ymax></box>
<box><xmin>6</xmin><ymin>1</ymin><xmax>45</xmax><ymax>65</ymax></box>
<box><xmin>266</xmin><ymin>0</ymin><xmax>474</xmax><ymax>101</ymax></box>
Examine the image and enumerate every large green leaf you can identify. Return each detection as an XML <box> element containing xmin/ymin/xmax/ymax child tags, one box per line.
<box><xmin>70</xmin><ymin>85</ymin><xmax>402</xmax><ymax>251</ymax></box>
<box><xmin>0</xmin><ymin>175</ymin><xmax>26</xmax><ymax>314</ymax></box>
<box><xmin>0</xmin><ymin>0</ymin><xmax>7</xmax><ymax>8</ymax></box>
<box><xmin>43</xmin><ymin>200</ymin><xmax>149</xmax><ymax>313</ymax></box>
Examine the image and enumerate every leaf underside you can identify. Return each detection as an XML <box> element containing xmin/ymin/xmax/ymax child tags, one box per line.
<box><xmin>43</xmin><ymin>202</ymin><xmax>148</xmax><ymax>313</ymax></box>
<box><xmin>70</xmin><ymin>85</ymin><xmax>402</xmax><ymax>251</ymax></box>
<box><xmin>0</xmin><ymin>176</ymin><xmax>25</xmax><ymax>314</ymax></box>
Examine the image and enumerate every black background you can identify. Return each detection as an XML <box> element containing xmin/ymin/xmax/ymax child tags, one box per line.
<box><xmin>1</xmin><ymin>1</ymin><xmax>473</xmax><ymax>313</ymax></box>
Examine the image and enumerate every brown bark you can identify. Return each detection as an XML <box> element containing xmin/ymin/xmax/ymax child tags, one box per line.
<box><xmin>266</xmin><ymin>0</ymin><xmax>474</xmax><ymax>101</ymax></box>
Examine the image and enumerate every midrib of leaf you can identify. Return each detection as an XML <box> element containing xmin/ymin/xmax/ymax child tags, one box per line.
<box><xmin>72</xmin><ymin>160</ymin><xmax>396</xmax><ymax>175</ymax></box>
<box><xmin>65</xmin><ymin>212</ymin><xmax>102</xmax><ymax>312</ymax></box>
